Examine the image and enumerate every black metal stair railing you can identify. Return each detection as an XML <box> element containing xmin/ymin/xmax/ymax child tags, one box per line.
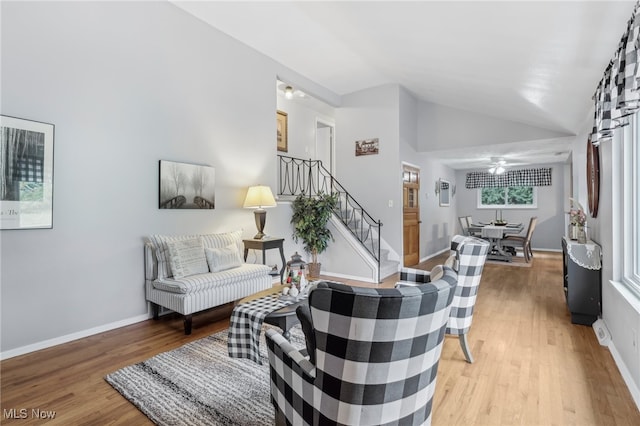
<box><xmin>278</xmin><ymin>155</ymin><xmax>382</xmax><ymax>280</ymax></box>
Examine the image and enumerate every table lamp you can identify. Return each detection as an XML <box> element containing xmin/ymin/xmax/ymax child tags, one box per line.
<box><xmin>243</xmin><ymin>185</ymin><xmax>277</xmax><ymax>239</ymax></box>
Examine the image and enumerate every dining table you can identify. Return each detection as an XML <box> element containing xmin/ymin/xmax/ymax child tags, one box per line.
<box><xmin>468</xmin><ymin>222</ymin><xmax>525</xmax><ymax>262</ymax></box>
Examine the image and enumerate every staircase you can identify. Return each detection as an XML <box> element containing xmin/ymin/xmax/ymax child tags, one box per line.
<box><xmin>278</xmin><ymin>155</ymin><xmax>400</xmax><ymax>282</ymax></box>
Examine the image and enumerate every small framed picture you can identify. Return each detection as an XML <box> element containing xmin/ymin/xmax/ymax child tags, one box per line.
<box><xmin>355</xmin><ymin>138</ymin><xmax>379</xmax><ymax>156</ymax></box>
<box><xmin>277</xmin><ymin>110</ymin><xmax>288</xmax><ymax>152</ymax></box>
<box><xmin>0</xmin><ymin>115</ymin><xmax>55</xmax><ymax>230</ymax></box>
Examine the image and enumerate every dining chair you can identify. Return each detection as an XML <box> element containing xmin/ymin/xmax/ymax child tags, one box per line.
<box><xmin>266</xmin><ymin>270</ymin><xmax>458</xmax><ymax>426</ymax></box>
<box><xmin>458</xmin><ymin>216</ymin><xmax>471</xmax><ymax>236</ymax></box>
<box><xmin>465</xmin><ymin>215</ymin><xmax>483</xmax><ymax>237</ymax></box>
<box><xmin>396</xmin><ymin>235</ymin><xmax>490</xmax><ymax>363</ymax></box>
<box><xmin>502</xmin><ymin>216</ymin><xmax>537</xmax><ymax>262</ymax></box>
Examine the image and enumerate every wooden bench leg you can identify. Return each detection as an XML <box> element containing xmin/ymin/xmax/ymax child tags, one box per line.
<box><xmin>184</xmin><ymin>314</ymin><xmax>193</xmax><ymax>335</ymax></box>
<box><xmin>151</xmin><ymin>303</ymin><xmax>160</xmax><ymax>320</ymax></box>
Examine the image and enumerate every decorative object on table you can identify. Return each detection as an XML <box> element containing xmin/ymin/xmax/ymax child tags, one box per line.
<box><xmin>288</xmin><ymin>285</ymin><xmax>299</xmax><ymax>298</ymax></box>
<box><xmin>285</xmin><ymin>251</ymin><xmax>306</xmax><ymax>282</ymax></box>
<box><xmin>0</xmin><ymin>115</ymin><xmax>54</xmax><ymax>230</ymax></box>
<box><xmin>568</xmin><ymin>198</ymin><xmax>587</xmax><ymax>243</ymax></box>
<box><xmin>587</xmin><ymin>138</ymin><xmax>600</xmax><ymax>218</ymax></box>
<box><xmin>243</xmin><ymin>185</ymin><xmax>277</xmax><ymax>239</ymax></box>
<box><xmin>290</xmin><ymin>192</ymin><xmax>338</xmax><ymax>277</ymax></box>
<box><xmin>435</xmin><ymin>178</ymin><xmax>451</xmax><ymax>206</ymax></box>
<box><xmin>493</xmin><ymin>209</ymin><xmax>507</xmax><ymax>226</ymax></box>
<box><xmin>270</xmin><ymin>264</ymin><xmax>279</xmax><ymax>276</ymax></box>
<box><xmin>105</xmin><ymin>326</ymin><xmax>306</xmax><ymax>426</ymax></box>
<box><xmin>159</xmin><ymin>160</ymin><xmax>215</xmax><ymax>209</ymax></box>
<box><xmin>276</xmin><ymin>110</ymin><xmax>288</xmax><ymax>152</ymax></box>
<box><xmin>355</xmin><ymin>137</ymin><xmax>379</xmax><ymax>156</ymax></box>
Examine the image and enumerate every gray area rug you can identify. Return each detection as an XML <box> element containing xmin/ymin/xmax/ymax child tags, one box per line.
<box><xmin>105</xmin><ymin>325</ymin><xmax>305</xmax><ymax>426</ymax></box>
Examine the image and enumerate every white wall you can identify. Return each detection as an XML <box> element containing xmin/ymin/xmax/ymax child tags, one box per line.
<box><xmin>0</xmin><ymin>1</ymin><xmax>339</xmax><ymax>356</ymax></box>
<box><xmin>276</xmin><ymin>93</ymin><xmax>335</xmax><ymax>161</ymax></box>
<box><xmin>335</xmin><ymin>85</ymin><xmax>403</xmax><ymax>255</ymax></box>
<box><xmin>417</xmin><ymin>101</ymin><xmax>572</xmax><ymax>152</ymax></box>
<box><xmin>579</xmin><ymin>119</ymin><xmax>640</xmax><ymax>404</ymax></box>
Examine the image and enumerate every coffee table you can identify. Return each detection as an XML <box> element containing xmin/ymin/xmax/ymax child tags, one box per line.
<box><xmin>228</xmin><ymin>285</ymin><xmax>309</xmax><ymax>364</ymax></box>
<box><xmin>239</xmin><ymin>286</ymin><xmax>307</xmax><ymax>339</ymax></box>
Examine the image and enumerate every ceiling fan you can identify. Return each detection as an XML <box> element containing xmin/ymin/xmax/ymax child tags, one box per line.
<box><xmin>488</xmin><ymin>157</ymin><xmax>507</xmax><ymax>175</ymax></box>
<box><xmin>277</xmin><ymin>83</ymin><xmax>306</xmax><ymax>100</ymax></box>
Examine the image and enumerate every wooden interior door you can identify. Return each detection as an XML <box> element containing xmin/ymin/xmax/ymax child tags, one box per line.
<box><xmin>403</xmin><ymin>165</ymin><xmax>420</xmax><ymax>266</ymax></box>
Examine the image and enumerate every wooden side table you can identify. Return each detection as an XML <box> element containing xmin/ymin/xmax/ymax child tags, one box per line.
<box><xmin>243</xmin><ymin>238</ymin><xmax>286</xmax><ymax>283</ymax></box>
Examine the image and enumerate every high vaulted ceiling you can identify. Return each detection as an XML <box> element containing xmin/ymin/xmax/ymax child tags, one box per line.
<box><xmin>172</xmin><ymin>1</ymin><xmax>636</xmax><ymax>169</ymax></box>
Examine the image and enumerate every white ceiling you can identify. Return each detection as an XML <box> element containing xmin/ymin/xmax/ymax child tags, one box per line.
<box><xmin>172</xmin><ymin>0</ymin><xmax>636</xmax><ymax>169</ymax></box>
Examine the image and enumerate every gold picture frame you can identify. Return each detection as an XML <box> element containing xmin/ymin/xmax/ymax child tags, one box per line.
<box><xmin>276</xmin><ymin>110</ymin><xmax>288</xmax><ymax>152</ymax></box>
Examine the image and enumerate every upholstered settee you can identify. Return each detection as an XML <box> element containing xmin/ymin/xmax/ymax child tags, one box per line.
<box><xmin>144</xmin><ymin>230</ymin><xmax>272</xmax><ymax>334</ymax></box>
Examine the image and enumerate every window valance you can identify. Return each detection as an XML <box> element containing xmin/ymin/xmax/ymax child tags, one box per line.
<box><xmin>465</xmin><ymin>168</ymin><xmax>552</xmax><ymax>189</ymax></box>
<box><xmin>591</xmin><ymin>1</ymin><xmax>640</xmax><ymax>145</ymax></box>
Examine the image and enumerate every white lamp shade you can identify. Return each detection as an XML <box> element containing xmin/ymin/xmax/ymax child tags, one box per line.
<box><xmin>243</xmin><ymin>185</ymin><xmax>277</xmax><ymax>208</ymax></box>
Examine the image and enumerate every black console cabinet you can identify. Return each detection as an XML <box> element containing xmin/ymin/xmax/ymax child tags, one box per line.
<box><xmin>562</xmin><ymin>237</ymin><xmax>602</xmax><ymax>325</ymax></box>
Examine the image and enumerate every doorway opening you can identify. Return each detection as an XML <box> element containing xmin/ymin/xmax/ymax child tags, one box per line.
<box><xmin>316</xmin><ymin>119</ymin><xmax>335</xmax><ymax>176</ymax></box>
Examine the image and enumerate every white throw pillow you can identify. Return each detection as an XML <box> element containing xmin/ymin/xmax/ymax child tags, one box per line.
<box><xmin>166</xmin><ymin>238</ymin><xmax>209</xmax><ymax>279</ymax></box>
<box><xmin>205</xmin><ymin>243</ymin><xmax>243</xmax><ymax>272</ymax></box>
<box><xmin>149</xmin><ymin>230</ymin><xmax>243</xmax><ymax>279</ymax></box>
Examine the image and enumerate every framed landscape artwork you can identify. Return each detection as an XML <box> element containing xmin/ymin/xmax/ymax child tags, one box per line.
<box><xmin>159</xmin><ymin>160</ymin><xmax>215</xmax><ymax>209</ymax></box>
<box><xmin>0</xmin><ymin>115</ymin><xmax>55</xmax><ymax>230</ymax></box>
<box><xmin>277</xmin><ymin>110</ymin><xmax>288</xmax><ymax>152</ymax></box>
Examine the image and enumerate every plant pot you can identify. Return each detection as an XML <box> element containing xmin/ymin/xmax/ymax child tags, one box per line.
<box><xmin>308</xmin><ymin>262</ymin><xmax>321</xmax><ymax>278</ymax></box>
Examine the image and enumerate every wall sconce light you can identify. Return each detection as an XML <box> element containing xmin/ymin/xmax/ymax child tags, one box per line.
<box><xmin>243</xmin><ymin>185</ymin><xmax>277</xmax><ymax>239</ymax></box>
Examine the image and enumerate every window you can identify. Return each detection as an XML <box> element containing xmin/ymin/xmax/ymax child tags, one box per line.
<box><xmin>618</xmin><ymin>113</ymin><xmax>640</xmax><ymax>294</ymax></box>
<box><xmin>477</xmin><ymin>186</ymin><xmax>537</xmax><ymax>209</ymax></box>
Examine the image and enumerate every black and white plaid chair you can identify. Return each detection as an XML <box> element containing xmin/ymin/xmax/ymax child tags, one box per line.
<box><xmin>265</xmin><ymin>267</ymin><xmax>458</xmax><ymax>426</ymax></box>
<box><xmin>397</xmin><ymin>235</ymin><xmax>490</xmax><ymax>363</ymax></box>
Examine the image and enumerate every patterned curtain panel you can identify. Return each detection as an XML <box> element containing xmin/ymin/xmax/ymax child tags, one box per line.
<box><xmin>592</xmin><ymin>1</ymin><xmax>640</xmax><ymax>145</ymax></box>
<box><xmin>465</xmin><ymin>168</ymin><xmax>552</xmax><ymax>189</ymax></box>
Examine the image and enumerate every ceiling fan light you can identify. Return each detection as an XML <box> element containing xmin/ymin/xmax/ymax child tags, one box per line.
<box><xmin>488</xmin><ymin>167</ymin><xmax>496</xmax><ymax>174</ymax></box>
<box><xmin>495</xmin><ymin>166</ymin><xmax>505</xmax><ymax>174</ymax></box>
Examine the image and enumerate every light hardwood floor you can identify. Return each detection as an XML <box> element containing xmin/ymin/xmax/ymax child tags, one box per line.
<box><xmin>1</xmin><ymin>251</ymin><xmax>639</xmax><ymax>425</ymax></box>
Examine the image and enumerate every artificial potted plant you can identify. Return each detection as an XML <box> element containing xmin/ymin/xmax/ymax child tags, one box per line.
<box><xmin>290</xmin><ymin>192</ymin><xmax>339</xmax><ymax>277</ymax></box>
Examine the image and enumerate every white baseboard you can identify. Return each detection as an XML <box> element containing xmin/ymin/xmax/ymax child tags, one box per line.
<box><xmin>420</xmin><ymin>247</ymin><xmax>449</xmax><ymax>264</ymax></box>
<box><xmin>608</xmin><ymin>341</ymin><xmax>640</xmax><ymax>411</ymax></box>
<box><xmin>320</xmin><ymin>271</ymin><xmax>376</xmax><ymax>284</ymax></box>
<box><xmin>0</xmin><ymin>313</ymin><xmax>150</xmax><ymax>361</ymax></box>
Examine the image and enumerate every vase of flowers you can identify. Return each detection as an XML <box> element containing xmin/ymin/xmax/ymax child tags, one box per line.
<box><xmin>569</xmin><ymin>198</ymin><xmax>587</xmax><ymax>243</ymax></box>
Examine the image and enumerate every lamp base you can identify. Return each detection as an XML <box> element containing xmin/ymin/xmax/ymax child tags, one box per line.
<box><xmin>254</xmin><ymin>209</ymin><xmax>267</xmax><ymax>239</ymax></box>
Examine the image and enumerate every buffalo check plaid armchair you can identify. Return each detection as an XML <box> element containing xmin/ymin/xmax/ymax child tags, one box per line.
<box><xmin>397</xmin><ymin>235</ymin><xmax>490</xmax><ymax>364</ymax></box>
<box><xmin>265</xmin><ymin>267</ymin><xmax>458</xmax><ymax>426</ymax></box>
